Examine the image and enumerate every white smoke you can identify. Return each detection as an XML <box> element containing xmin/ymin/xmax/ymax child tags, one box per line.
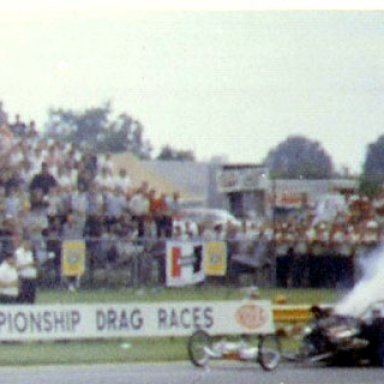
<box><xmin>334</xmin><ymin>246</ymin><xmax>384</xmax><ymax>317</ymax></box>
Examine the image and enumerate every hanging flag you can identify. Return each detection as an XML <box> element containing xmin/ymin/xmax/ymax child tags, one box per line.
<box><xmin>166</xmin><ymin>241</ymin><xmax>205</xmax><ymax>287</ymax></box>
<box><xmin>62</xmin><ymin>240</ymin><xmax>86</xmax><ymax>277</ymax></box>
<box><xmin>204</xmin><ymin>241</ymin><xmax>227</xmax><ymax>276</ymax></box>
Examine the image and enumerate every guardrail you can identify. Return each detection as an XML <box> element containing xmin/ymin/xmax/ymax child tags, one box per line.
<box><xmin>273</xmin><ymin>304</ymin><xmax>313</xmax><ymax>323</ymax></box>
<box><xmin>272</xmin><ymin>304</ymin><xmax>334</xmax><ymax>323</ymax></box>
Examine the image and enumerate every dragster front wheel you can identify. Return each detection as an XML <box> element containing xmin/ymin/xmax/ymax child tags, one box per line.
<box><xmin>187</xmin><ymin>330</ymin><xmax>212</xmax><ymax>368</ymax></box>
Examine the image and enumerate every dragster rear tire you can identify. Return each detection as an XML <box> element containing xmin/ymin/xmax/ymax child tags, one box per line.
<box><xmin>258</xmin><ymin>334</ymin><xmax>282</xmax><ymax>371</ymax></box>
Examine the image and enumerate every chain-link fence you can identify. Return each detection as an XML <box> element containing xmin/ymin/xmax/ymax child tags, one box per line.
<box><xmin>1</xmin><ymin>235</ymin><xmax>365</xmax><ymax>290</ymax></box>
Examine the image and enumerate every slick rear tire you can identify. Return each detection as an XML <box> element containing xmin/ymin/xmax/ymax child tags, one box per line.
<box><xmin>258</xmin><ymin>334</ymin><xmax>282</xmax><ymax>371</ymax></box>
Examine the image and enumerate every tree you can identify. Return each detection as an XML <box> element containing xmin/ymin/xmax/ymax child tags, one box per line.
<box><xmin>360</xmin><ymin>135</ymin><xmax>384</xmax><ymax>197</ymax></box>
<box><xmin>157</xmin><ymin>144</ymin><xmax>196</xmax><ymax>161</ymax></box>
<box><xmin>44</xmin><ymin>102</ymin><xmax>152</xmax><ymax>159</ymax></box>
<box><xmin>265</xmin><ymin>135</ymin><xmax>334</xmax><ymax>179</ymax></box>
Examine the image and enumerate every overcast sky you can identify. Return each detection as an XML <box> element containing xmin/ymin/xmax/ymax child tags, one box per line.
<box><xmin>1</xmin><ymin>1</ymin><xmax>384</xmax><ymax>174</ymax></box>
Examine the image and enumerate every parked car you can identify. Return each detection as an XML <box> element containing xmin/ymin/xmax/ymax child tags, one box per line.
<box><xmin>173</xmin><ymin>207</ymin><xmax>241</xmax><ymax>235</ymax></box>
<box><xmin>179</xmin><ymin>207</ymin><xmax>241</xmax><ymax>226</ymax></box>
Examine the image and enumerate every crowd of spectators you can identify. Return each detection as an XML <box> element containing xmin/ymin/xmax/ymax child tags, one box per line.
<box><xmin>0</xmin><ymin>105</ymin><xmax>182</xmax><ymax>289</ymax></box>
<box><xmin>185</xmin><ymin>192</ymin><xmax>384</xmax><ymax>289</ymax></box>
<box><xmin>1</xmin><ymin>103</ymin><xmax>384</xmax><ymax>291</ymax></box>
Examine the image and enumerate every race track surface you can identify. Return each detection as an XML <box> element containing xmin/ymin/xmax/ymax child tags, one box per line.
<box><xmin>0</xmin><ymin>362</ymin><xmax>383</xmax><ymax>384</ymax></box>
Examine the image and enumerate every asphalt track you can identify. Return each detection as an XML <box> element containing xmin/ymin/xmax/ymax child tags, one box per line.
<box><xmin>0</xmin><ymin>362</ymin><xmax>383</xmax><ymax>384</ymax></box>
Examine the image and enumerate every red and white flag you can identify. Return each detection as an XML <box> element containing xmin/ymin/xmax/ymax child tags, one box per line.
<box><xmin>166</xmin><ymin>241</ymin><xmax>205</xmax><ymax>287</ymax></box>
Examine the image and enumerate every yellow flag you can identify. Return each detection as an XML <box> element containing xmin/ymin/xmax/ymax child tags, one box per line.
<box><xmin>62</xmin><ymin>240</ymin><xmax>86</xmax><ymax>277</ymax></box>
<box><xmin>204</xmin><ymin>241</ymin><xmax>227</xmax><ymax>276</ymax></box>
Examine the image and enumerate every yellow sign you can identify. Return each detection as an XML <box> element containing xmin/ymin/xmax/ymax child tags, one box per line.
<box><xmin>204</xmin><ymin>241</ymin><xmax>227</xmax><ymax>276</ymax></box>
<box><xmin>62</xmin><ymin>240</ymin><xmax>86</xmax><ymax>277</ymax></box>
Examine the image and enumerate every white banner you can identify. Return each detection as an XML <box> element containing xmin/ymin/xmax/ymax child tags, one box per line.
<box><xmin>0</xmin><ymin>300</ymin><xmax>275</xmax><ymax>341</ymax></box>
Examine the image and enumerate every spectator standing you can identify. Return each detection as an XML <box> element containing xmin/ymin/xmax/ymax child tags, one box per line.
<box><xmin>114</xmin><ymin>168</ymin><xmax>132</xmax><ymax>195</ymax></box>
<box><xmin>253</xmin><ymin>228</ymin><xmax>273</xmax><ymax>287</ymax></box>
<box><xmin>97</xmin><ymin>152</ymin><xmax>114</xmax><ymax>175</ymax></box>
<box><xmin>45</xmin><ymin>142</ymin><xmax>61</xmax><ymax>176</ymax></box>
<box><xmin>46</xmin><ymin>185</ymin><xmax>66</xmax><ymax>226</ymax></box>
<box><xmin>9</xmin><ymin>114</ymin><xmax>26</xmax><ymax>136</ymax></box>
<box><xmin>84</xmin><ymin>183</ymin><xmax>104</xmax><ymax>268</ymax></box>
<box><xmin>0</xmin><ymin>215</ymin><xmax>18</xmax><ymax>263</ymax></box>
<box><xmin>45</xmin><ymin>215</ymin><xmax>63</xmax><ymax>286</ymax></box>
<box><xmin>104</xmin><ymin>186</ymin><xmax>127</xmax><ymax>233</ymax></box>
<box><xmin>311</xmin><ymin>222</ymin><xmax>332</xmax><ymax>287</ymax></box>
<box><xmin>15</xmin><ymin>240</ymin><xmax>37</xmax><ymax>304</ymax></box>
<box><xmin>2</xmin><ymin>166</ymin><xmax>22</xmax><ymax>195</ymax></box>
<box><xmin>8</xmin><ymin>142</ymin><xmax>24</xmax><ymax>168</ymax></box>
<box><xmin>200</xmin><ymin>223</ymin><xmax>217</xmax><ymax>241</ymax></box>
<box><xmin>69</xmin><ymin>185</ymin><xmax>87</xmax><ymax>227</ymax></box>
<box><xmin>213</xmin><ymin>223</ymin><xmax>226</xmax><ymax>240</ymax></box>
<box><xmin>0</xmin><ymin>101</ymin><xmax>8</xmax><ymax>127</ymax></box>
<box><xmin>23</xmin><ymin>194</ymin><xmax>49</xmax><ymax>264</ymax></box>
<box><xmin>95</xmin><ymin>166</ymin><xmax>114</xmax><ymax>193</ymax></box>
<box><xmin>184</xmin><ymin>220</ymin><xmax>198</xmax><ymax>239</ymax></box>
<box><xmin>84</xmin><ymin>183</ymin><xmax>104</xmax><ymax>234</ymax></box>
<box><xmin>173</xmin><ymin>224</ymin><xmax>188</xmax><ymax>240</ymax></box>
<box><xmin>274</xmin><ymin>223</ymin><xmax>293</xmax><ymax>287</ymax></box>
<box><xmin>149</xmin><ymin>190</ymin><xmax>168</xmax><ymax>238</ymax></box>
<box><xmin>292</xmin><ymin>226</ymin><xmax>309</xmax><ymax>287</ymax></box>
<box><xmin>25</xmin><ymin>121</ymin><xmax>38</xmax><ymax>144</ymax></box>
<box><xmin>77</xmin><ymin>162</ymin><xmax>94</xmax><ymax>192</ymax></box>
<box><xmin>0</xmin><ymin>253</ymin><xmax>18</xmax><ymax>304</ymax></box>
<box><xmin>30</xmin><ymin>146</ymin><xmax>46</xmax><ymax>175</ymax></box>
<box><xmin>128</xmin><ymin>186</ymin><xmax>150</xmax><ymax>239</ymax></box>
<box><xmin>4</xmin><ymin>185</ymin><xmax>23</xmax><ymax>219</ymax></box>
<box><xmin>29</xmin><ymin>161</ymin><xmax>57</xmax><ymax>196</ymax></box>
<box><xmin>330</xmin><ymin>222</ymin><xmax>354</xmax><ymax>287</ymax></box>
<box><xmin>19</xmin><ymin>159</ymin><xmax>35</xmax><ymax>190</ymax></box>
<box><xmin>233</xmin><ymin>221</ymin><xmax>254</xmax><ymax>256</ymax></box>
<box><xmin>56</xmin><ymin>165</ymin><xmax>75</xmax><ymax>191</ymax></box>
<box><xmin>167</xmin><ymin>191</ymin><xmax>181</xmax><ymax>238</ymax></box>
<box><xmin>0</xmin><ymin>125</ymin><xmax>12</xmax><ymax>153</ymax></box>
<box><xmin>82</xmin><ymin>150</ymin><xmax>98</xmax><ymax>178</ymax></box>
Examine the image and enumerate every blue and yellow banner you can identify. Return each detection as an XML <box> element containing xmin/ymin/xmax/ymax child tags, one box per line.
<box><xmin>204</xmin><ymin>241</ymin><xmax>227</xmax><ymax>276</ymax></box>
<box><xmin>62</xmin><ymin>240</ymin><xmax>86</xmax><ymax>277</ymax></box>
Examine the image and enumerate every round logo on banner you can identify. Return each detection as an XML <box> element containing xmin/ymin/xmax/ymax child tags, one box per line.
<box><xmin>67</xmin><ymin>252</ymin><xmax>80</xmax><ymax>265</ymax></box>
<box><xmin>235</xmin><ymin>303</ymin><xmax>267</xmax><ymax>330</ymax></box>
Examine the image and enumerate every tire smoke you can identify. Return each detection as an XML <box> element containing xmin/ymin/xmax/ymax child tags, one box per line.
<box><xmin>335</xmin><ymin>246</ymin><xmax>384</xmax><ymax>317</ymax></box>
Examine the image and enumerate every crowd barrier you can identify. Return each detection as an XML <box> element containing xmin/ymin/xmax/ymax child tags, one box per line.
<box><xmin>272</xmin><ymin>304</ymin><xmax>314</xmax><ymax>323</ymax></box>
<box><xmin>0</xmin><ymin>300</ymin><xmax>276</xmax><ymax>341</ymax></box>
<box><xmin>0</xmin><ymin>301</ymin><xmax>326</xmax><ymax>342</ymax></box>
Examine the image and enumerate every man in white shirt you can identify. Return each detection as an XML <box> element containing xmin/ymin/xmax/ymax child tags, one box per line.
<box><xmin>128</xmin><ymin>188</ymin><xmax>149</xmax><ymax>238</ymax></box>
<box><xmin>114</xmin><ymin>168</ymin><xmax>132</xmax><ymax>195</ymax></box>
<box><xmin>0</xmin><ymin>253</ymin><xmax>19</xmax><ymax>304</ymax></box>
<box><xmin>95</xmin><ymin>167</ymin><xmax>114</xmax><ymax>193</ymax></box>
<box><xmin>104</xmin><ymin>187</ymin><xmax>127</xmax><ymax>232</ymax></box>
<box><xmin>97</xmin><ymin>153</ymin><xmax>114</xmax><ymax>175</ymax></box>
<box><xmin>15</xmin><ymin>240</ymin><xmax>37</xmax><ymax>304</ymax></box>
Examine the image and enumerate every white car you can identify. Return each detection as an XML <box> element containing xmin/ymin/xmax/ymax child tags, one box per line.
<box><xmin>175</xmin><ymin>207</ymin><xmax>241</xmax><ymax>229</ymax></box>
